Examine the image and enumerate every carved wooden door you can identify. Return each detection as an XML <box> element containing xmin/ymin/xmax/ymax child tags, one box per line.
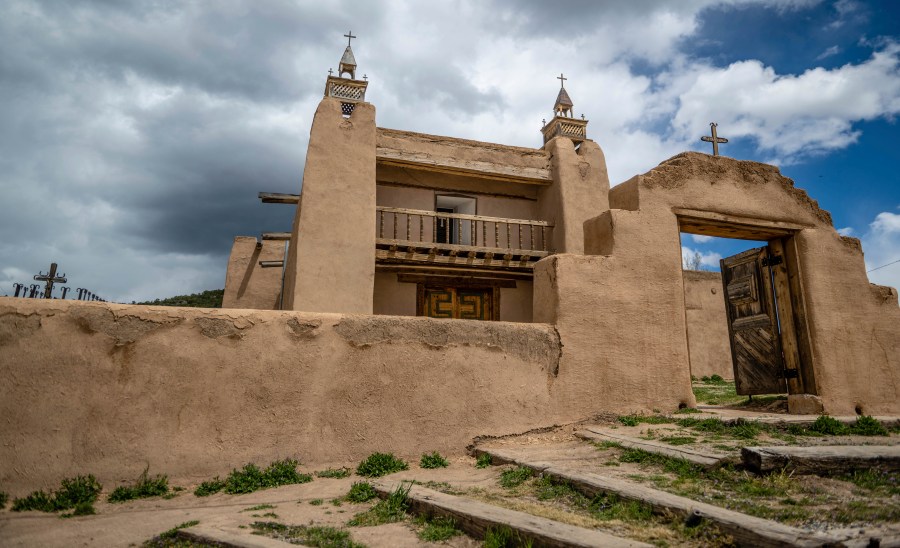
<box><xmin>720</xmin><ymin>246</ymin><xmax>787</xmax><ymax>395</ymax></box>
<box><xmin>422</xmin><ymin>287</ymin><xmax>493</xmax><ymax>320</ymax></box>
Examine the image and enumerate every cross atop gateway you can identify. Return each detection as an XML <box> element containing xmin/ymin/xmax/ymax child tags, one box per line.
<box><xmin>701</xmin><ymin>122</ymin><xmax>729</xmax><ymax>156</ymax></box>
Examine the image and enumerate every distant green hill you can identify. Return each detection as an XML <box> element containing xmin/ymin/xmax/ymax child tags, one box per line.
<box><xmin>135</xmin><ymin>289</ymin><xmax>223</xmax><ymax>308</ymax></box>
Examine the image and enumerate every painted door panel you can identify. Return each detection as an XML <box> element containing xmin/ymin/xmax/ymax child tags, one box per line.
<box><xmin>423</xmin><ymin>287</ymin><xmax>492</xmax><ymax>320</ymax></box>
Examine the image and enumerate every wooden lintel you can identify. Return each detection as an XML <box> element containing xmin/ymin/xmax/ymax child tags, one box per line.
<box><xmin>376</xmin><ymin>250</ymin><xmax>535</xmax><ymax>272</ymax></box>
<box><xmin>675</xmin><ymin>208</ymin><xmax>811</xmax><ymax>241</ymax></box>
<box><xmin>376</xmin><ymin>263</ymin><xmax>533</xmax><ymax>280</ymax></box>
<box><xmin>259</xmin><ymin>192</ymin><xmax>300</xmax><ymax>204</ymax></box>
<box><xmin>376</xmin><ymin>147</ymin><xmax>551</xmax><ymax>186</ymax></box>
<box><xmin>397</xmin><ymin>274</ymin><xmax>519</xmax><ymax>288</ymax></box>
<box><xmin>261</xmin><ymin>232</ymin><xmax>291</xmax><ymax>240</ymax></box>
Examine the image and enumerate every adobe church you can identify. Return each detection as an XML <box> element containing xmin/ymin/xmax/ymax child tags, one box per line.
<box><xmin>2</xmin><ymin>36</ymin><xmax>898</xmax><ymax>494</ymax></box>
<box><xmin>223</xmin><ymin>38</ymin><xmax>900</xmax><ymax>414</ymax></box>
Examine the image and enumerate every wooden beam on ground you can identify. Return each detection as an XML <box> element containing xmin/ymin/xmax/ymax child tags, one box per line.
<box><xmin>372</xmin><ymin>480</ymin><xmax>650</xmax><ymax>548</ymax></box>
<box><xmin>476</xmin><ymin>447</ymin><xmax>841</xmax><ymax>547</ymax></box>
<box><xmin>261</xmin><ymin>232</ymin><xmax>291</xmax><ymax>241</ymax></box>
<box><xmin>742</xmin><ymin>445</ymin><xmax>900</xmax><ymax>475</ymax></box>
<box><xmin>258</xmin><ymin>192</ymin><xmax>299</xmax><ymax>204</ymax></box>
<box><xmin>376</xmin><ymin>147</ymin><xmax>552</xmax><ymax>186</ymax></box>
<box><xmin>576</xmin><ymin>427</ymin><xmax>727</xmax><ymax>469</ymax></box>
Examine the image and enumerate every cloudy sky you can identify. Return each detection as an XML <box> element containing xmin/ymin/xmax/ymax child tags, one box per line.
<box><xmin>1</xmin><ymin>0</ymin><xmax>899</xmax><ymax>302</ymax></box>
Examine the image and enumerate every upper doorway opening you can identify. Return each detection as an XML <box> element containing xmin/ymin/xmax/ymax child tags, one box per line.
<box><xmin>435</xmin><ymin>194</ymin><xmax>476</xmax><ymax>245</ymax></box>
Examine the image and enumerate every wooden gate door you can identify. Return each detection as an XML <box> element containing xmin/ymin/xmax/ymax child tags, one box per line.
<box><xmin>720</xmin><ymin>246</ymin><xmax>787</xmax><ymax>395</ymax></box>
<box><xmin>421</xmin><ymin>287</ymin><xmax>493</xmax><ymax>320</ymax></box>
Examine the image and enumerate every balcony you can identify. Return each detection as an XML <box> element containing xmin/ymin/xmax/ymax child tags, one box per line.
<box><xmin>376</xmin><ymin>206</ymin><xmax>553</xmax><ymax>272</ymax></box>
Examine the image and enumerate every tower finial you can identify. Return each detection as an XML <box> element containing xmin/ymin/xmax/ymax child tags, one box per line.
<box><xmin>553</xmin><ymin>74</ymin><xmax>574</xmax><ymax>118</ymax></box>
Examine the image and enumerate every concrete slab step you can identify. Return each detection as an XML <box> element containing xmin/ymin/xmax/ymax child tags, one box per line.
<box><xmin>478</xmin><ymin>446</ymin><xmax>843</xmax><ymax>548</ymax></box>
<box><xmin>372</xmin><ymin>479</ymin><xmax>651</xmax><ymax>548</ymax></box>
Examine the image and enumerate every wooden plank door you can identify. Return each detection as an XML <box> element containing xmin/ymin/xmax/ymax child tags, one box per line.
<box><xmin>720</xmin><ymin>246</ymin><xmax>787</xmax><ymax>395</ymax></box>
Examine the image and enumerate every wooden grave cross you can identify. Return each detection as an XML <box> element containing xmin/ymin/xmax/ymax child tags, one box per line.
<box><xmin>701</xmin><ymin>122</ymin><xmax>729</xmax><ymax>156</ymax></box>
<box><xmin>33</xmin><ymin>262</ymin><xmax>67</xmax><ymax>299</ymax></box>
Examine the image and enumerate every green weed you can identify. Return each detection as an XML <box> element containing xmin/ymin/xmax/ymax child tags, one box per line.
<box><xmin>419</xmin><ymin>452</ymin><xmax>449</xmax><ymax>469</ymax></box>
<box><xmin>809</xmin><ymin>415</ymin><xmax>847</xmax><ymax>436</ymax></box>
<box><xmin>223</xmin><ymin>459</ymin><xmax>311</xmax><ymax>494</ymax></box>
<box><xmin>499</xmin><ymin>466</ymin><xmax>533</xmax><ymax>488</ymax></box>
<box><xmin>315</xmin><ymin>467</ymin><xmax>352</xmax><ymax>479</ymax></box>
<box><xmin>841</xmin><ymin>469</ymin><xmax>900</xmax><ymax>495</ymax></box>
<box><xmin>675</xmin><ymin>407</ymin><xmax>702</xmax><ymax>414</ymax></box>
<box><xmin>250</xmin><ymin>521</ymin><xmax>364</xmax><ymax>548</ymax></box>
<box><xmin>347</xmin><ymin>483</ymin><xmax>410</xmax><ymax>526</ymax></box>
<box><xmin>109</xmin><ymin>468</ymin><xmax>169</xmax><ymax>503</ymax></box>
<box><xmin>618</xmin><ymin>414</ymin><xmax>675</xmax><ymax>427</ymax></box>
<box><xmin>193</xmin><ymin>477</ymin><xmax>225</xmax><ymax>497</ymax></box>
<box><xmin>59</xmin><ymin>501</ymin><xmax>96</xmax><ymax>518</ymax></box>
<box><xmin>619</xmin><ymin>448</ymin><xmax>703</xmax><ymax>479</ymax></box>
<box><xmin>476</xmin><ymin>453</ymin><xmax>493</xmax><ymax>468</ymax></box>
<box><xmin>851</xmin><ymin>415</ymin><xmax>889</xmax><ymax>436</ymax></box>
<box><xmin>416</xmin><ymin>515</ymin><xmax>461</xmax><ymax>542</ymax></box>
<box><xmin>483</xmin><ymin>525</ymin><xmax>514</xmax><ymax>548</ymax></box>
<box><xmin>12</xmin><ymin>475</ymin><xmax>102</xmax><ymax>513</ymax></box>
<box><xmin>310</xmin><ymin>499</ymin><xmax>324</xmax><ymax>506</ymax></box>
<box><xmin>0</xmin><ymin>491</ymin><xmax>7</xmax><ymax>509</ymax></box>
<box><xmin>355</xmin><ymin>453</ymin><xmax>409</xmax><ymax>478</ymax></box>
<box><xmin>346</xmin><ymin>481</ymin><xmax>377</xmax><ymax>503</ymax></box>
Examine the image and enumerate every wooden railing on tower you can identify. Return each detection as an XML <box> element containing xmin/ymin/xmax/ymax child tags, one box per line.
<box><xmin>375</xmin><ymin>206</ymin><xmax>553</xmax><ymax>271</ymax></box>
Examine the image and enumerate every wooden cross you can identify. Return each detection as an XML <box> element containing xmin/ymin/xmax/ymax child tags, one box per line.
<box><xmin>557</xmin><ymin>73</ymin><xmax>567</xmax><ymax>88</ymax></box>
<box><xmin>33</xmin><ymin>262</ymin><xmax>67</xmax><ymax>299</ymax></box>
<box><xmin>701</xmin><ymin>122</ymin><xmax>728</xmax><ymax>156</ymax></box>
<box><xmin>344</xmin><ymin>31</ymin><xmax>356</xmax><ymax>46</ymax></box>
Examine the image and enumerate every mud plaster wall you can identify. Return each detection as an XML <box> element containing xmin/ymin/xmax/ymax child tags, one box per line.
<box><xmin>0</xmin><ymin>298</ymin><xmax>564</xmax><ymax>495</ymax></box>
<box><xmin>222</xmin><ymin>237</ymin><xmax>284</xmax><ymax>310</ymax></box>
<box><xmin>577</xmin><ymin>152</ymin><xmax>900</xmax><ymax>415</ymax></box>
<box><xmin>682</xmin><ymin>270</ymin><xmax>733</xmax><ymax>379</ymax></box>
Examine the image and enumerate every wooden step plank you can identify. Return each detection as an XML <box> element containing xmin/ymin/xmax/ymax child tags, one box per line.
<box><xmin>742</xmin><ymin>445</ymin><xmax>900</xmax><ymax>475</ymax></box>
<box><xmin>372</xmin><ymin>480</ymin><xmax>650</xmax><ymax>548</ymax></box>
<box><xmin>576</xmin><ymin>427</ymin><xmax>725</xmax><ymax>469</ymax></box>
<box><xmin>479</xmin><ymin>447</ymin><xmax>840</xmax><ymax>548</ymax></box>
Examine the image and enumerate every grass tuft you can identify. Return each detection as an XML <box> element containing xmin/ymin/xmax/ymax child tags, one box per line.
<box><xmin>355</xmin><ymin>452</ymin><xmax>409</xmax><ymax>478</ymax></box>
<box><xmin>618</xmin><ymin>414</ymin><xmax>675</xmax><ymax>427</ymax></box>
<box><xmin>59</xmin><ymin>501</ymin><xmax>96</xmax><ymax>518</ymax></box>
<box><xmin>619</xmin><ymin>448</ymin><xmax>703</xmax><ymax>479</ymax></box>
<box><xmin>808</xmin><ymin>415</ymin><xmax>847</xmax><ymax>436</ymax></box>
<box><xmin>142</xmin><ymin>520</ymin><xmax>200</xmax><ymax>547</ymax></box>
<box><xmin>475</xmin><ymin>453</ymin><xmax>493</xmax><ymax>468</ymax></box>
<box><xmin>347</xmin><ymin>483</ymin><xmax>410</xmax><ymax>527</ymax></box>
<box><xmin>851</xmin><ymin>415</ymin><xmax>889</xmax><ymax>436</ymax></box>
<box><xmin>416</xmin><ymin>515</ymin><xmax>461</xmax><ymax>542</ymax></box>
<box><xmin>346</xmin><ymin>481</ymin><xmax>377</xmax><ymax>503</ymax></box>
<box><xmin>0</xmin><ymin>491</ymin><xmax>7</xmax><ymax>509</ymax></box>
<box><xmin>315</xmin><ymin>467</ymin><xmax>352</xmax><ymax>479</ymax></box>
<box><xmin>242</xmin><ymin>504</ymin><xmax>275</xmax><ymax>512</ymax></box>
<box><xmin>250</xmin><ymin>521</ymin><xmax>364</xmax><ymax>548</ymax></box>
<box><xmin>109</xmin><ymin>468</ymin><xmax>168</xmax><ymax>503</ymax></box>
<box><xmin>499</xmin><ymin>466</ymin><xmax>533</xmax><ymax>488</ymax></box>
<box><xmin>419</xmin><ymin>451</ymin><xmax>449</xmax><ymax>469</ymax></box>
<box><xmin>12</xmin><ymin>475</ymin><xmax>102</xmax><ymax>513</ymax></box>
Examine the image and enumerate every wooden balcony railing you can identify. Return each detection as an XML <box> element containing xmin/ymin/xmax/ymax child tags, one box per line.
<box><xmin>375</xmin><ymin>206</ymin><xmax>553</xmax><ymax>271</ymax></box>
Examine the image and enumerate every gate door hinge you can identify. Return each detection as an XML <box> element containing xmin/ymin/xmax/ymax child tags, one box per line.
<box><xmin>783</xmin><ymin>368</ymin><xmax>800</xmax><ymax>379</ymax></box>
<box><xmin>762</xmin><ymin>255</ymin><xmax>783</xmax><ymax>267</ymax></box>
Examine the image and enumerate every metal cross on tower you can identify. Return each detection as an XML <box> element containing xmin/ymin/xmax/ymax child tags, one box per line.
<box><xmin>701</xmin><ymin>122</ymin><xmax>729</xmax><ymax>156</ymax></box>
<box><xmin>344</xmin><ymin>30</ymin><xmax>356</xmax><ymax>46</ymax></box>
<box><xmin>33</xmin><ymin>262</ymin><xmax>67</xmax><ymax>299</ymax></box>
<box><xmin>557</xmin><ymin>73</ymin><xmax>567</xmax><ymax>87</ymax></box>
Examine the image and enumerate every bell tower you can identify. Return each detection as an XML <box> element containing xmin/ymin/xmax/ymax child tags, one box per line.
<box><xmin>323</xmin><ymin>31</ymin><xmax>369</xmax><ymax>116</ymax></box>
<box><xmin>540</xmin><ymin>74</ymin><xmax>588</xmax><ymax>146</ymax></box>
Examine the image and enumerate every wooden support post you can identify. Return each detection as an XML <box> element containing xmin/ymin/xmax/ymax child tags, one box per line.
<box><xmin>768</xmin><ymin>238</ymin><xmax>803</xmax><ymax>395</ymax></box>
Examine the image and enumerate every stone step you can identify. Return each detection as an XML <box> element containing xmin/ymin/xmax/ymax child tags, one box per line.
<box><xmin>477</xmin><ymin>446</ymin><xmax>842</xmax><ymax>548</ymax></box>
<box><xmin>372</xmin><ymin>479</ymin><xmax>651</xmax><ymax>548</ymax></box>
<box><xmin>575</xmin><ymin>426</ymin><xmax>730</xmax><ymax>469</ymax></box>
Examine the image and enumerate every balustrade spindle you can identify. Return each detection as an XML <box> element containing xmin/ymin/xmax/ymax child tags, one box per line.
<box><xmin>470</xmin><ymin>220</ymin><xmax>475</xmax><ymax>246</ymax></box>
<box><xmin>530</xmin><ymin>225</ymin><xmax>534</xmax><ymax>250</ymax></box>
<box><xmin>494</xmin><ymin>222</ymin><xmax>499</xmax><ymax>248</ymax></box>
<box><xmin>393</xmin><ymin>212</ymin><xmax>397</xmax><ymax>240</ymax></box>
<box><xmin>406</xmin><ymin>214</ymin><xmax>410</xmax><ymax>241</ymax></box>
<box><xmin>517</xmin><ymin>223</ymin><xmax>522</xmax><ymax>249</ymax></box>
<box><xmin>506</xmin><ymin>223</ymin><xmax>510</xmax><ymax>250</ymax></box>
<box><xmin>419</xmin><ymin>215</ymin><xmax>424</xmax><ymax>242</ymax></box>
<box><xmin>541</xmin><ymin>226</ymin><xmax>546</xmax><ymax>251</ymax></box>
<box><xmin>457</xmin><ymin>217</ymin><xmax>462</xmax><ymax>245</ymax></box>
<box><xmin>482</xmin><ymin>221</ymin><xmax>486</xmax><ymax>248</ymax></box>
<box><xmin>445</xmin><ymin>215</ymin><xmax>450</xmax><ymax>244</ymax></box>
<box><xmin>379</xmin><ymin>211</ymin><xmax>384</xmax><ymax>238</ymax></box>
<box><xmin>433</xmin><ymin>217</ymin><xmax>437</xmax><ymax>244</ymax></box>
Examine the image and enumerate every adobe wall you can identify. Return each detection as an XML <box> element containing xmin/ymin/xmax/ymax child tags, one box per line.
<box><xmin>563</xmin><ymin>151</ymin><xmax>900</xmax><ymax>415</ymax></box>
<box><xmin>0</xmin><ymin>298</ymin><xmax>560</xmax><ymax>495</ymax></box>
<box><xmin>222</xmin><ymin>237</ymin><xmax>284</xmax><ymax>310</ymax></box>
<box><xmin>682</xmin><ymin>270</ymin><xmax>733</xmax><ymax>379</ymax></box>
